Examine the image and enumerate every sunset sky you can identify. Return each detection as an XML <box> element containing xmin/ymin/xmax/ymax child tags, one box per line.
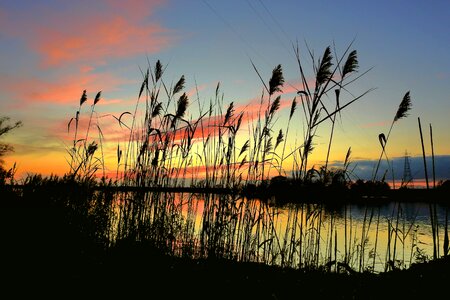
<box><xmin>1</xmin><ymin>0</ymin><xmax>449</xmax><ymax>182</ymax></box>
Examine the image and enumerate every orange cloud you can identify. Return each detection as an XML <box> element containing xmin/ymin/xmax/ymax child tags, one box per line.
<box><xmin>1</xmin><ymin>0</ymin><xmax>175</xmax><ymax>67</ymax></box>
<box><xmin>0</xmin><ymin>72</ymin><xmax>132</xmax><ymax>107</ymax></box>
<box><xmin>35</xmin><ymin>17</ymin><xmax>172</xmax><ymax>67</ymax></box>
<box><xmin>165</xmin><ymin>95</ymin><xmax>293</xmax><ymax>144</ymax></box>
<box><xmin>282</xmin><ymin>79</ymin><xmax>317</xmax><ymax>95</ymax></box>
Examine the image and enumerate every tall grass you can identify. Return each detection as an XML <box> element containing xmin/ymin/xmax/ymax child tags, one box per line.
<box><xmin>373</xmin><ymin>91</ymin><xmax>412</xmax><ymax>183</ymax></box>
<box><xmin>289</xmin><ymin>43</ymin><xmax>373</xmax><ymax>183</ymax></box>
<box><xmin>51</xmin><ymin>42</ymin><xmax>450</xmax><ymax>278</ymax></box>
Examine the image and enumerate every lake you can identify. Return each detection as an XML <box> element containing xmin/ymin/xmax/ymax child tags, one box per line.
<box><xmin>110</xmin><ymin>191</ymin><xmax>449</xmax><ymax>273</ymax></box>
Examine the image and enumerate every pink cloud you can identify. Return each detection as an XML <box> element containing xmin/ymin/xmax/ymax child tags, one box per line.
<box><xmin>167</xmin><ymin>95</ymin><xmax>293</xmax><ymax>142</ymax></box>
<box><xmin>234</xmin><ymin>96</ymin><xmax>292</xmax><ymax>118</ymax></box>
<box><xmin>0</xmin><ymin>71</ymin><xmax>136</xmax><ymax>107</ymax></box>
<box><xmin>282</xmin><ymin>78</ymin><xmax>317</xmax><ymax>95</ymax></box>
<box><xmin>1</xmin><ymin>0</ymin><xmax>175</xmax><ymax>67</ymax></box>
<box><xmin>35</xmin><ymin>17</ymin><xmax>172</xmax><ymax>67</ymax></box>
<box><xmin>186</xmin><ymin>84</ymin><xmax>208</xmax><ymax>99</ymax></box>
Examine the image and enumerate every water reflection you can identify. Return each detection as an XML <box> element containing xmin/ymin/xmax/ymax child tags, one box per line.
<box><xmin>110</xmin><ymin>191</ymin><xmax>449</xmax><ymax>273</ymax></box>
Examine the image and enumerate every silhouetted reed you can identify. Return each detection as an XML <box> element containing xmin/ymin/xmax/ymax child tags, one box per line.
<box><xmin>8</xmin><ymin>42</ymin><xmax>442</xmax><ymax>280</ymax></box>
<box><xmin>373</xmin><ymin>91</ymin><xmax>412</xmax><ymax>184</ymax></box>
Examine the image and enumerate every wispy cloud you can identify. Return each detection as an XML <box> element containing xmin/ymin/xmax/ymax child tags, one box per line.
<box><xmin>0</xmin><ymin>72</ymin><xmax>131</xmax><ymax>107</ymax></box>
<box><xmin>34</xmin><ymin>16</ymin><xmax>172</xmax><ymax>67</ymax></box>
<box><xmin>169</xmin><ymin>95</ymin><xmax>294</xmax><ymax>142</ymax></box>
<box><xmin>0</xmin><ymin>0</ymin><xmax>175</xmax><ymax>67</ymax></box>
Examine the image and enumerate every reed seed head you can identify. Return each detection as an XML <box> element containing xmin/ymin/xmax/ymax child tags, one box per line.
<box><xmin>86</xmin><ymin>141</ymin><xmax>98</xmax><ymax>157</ymax></box>
<box><xmin>173</xmin><ymin>75</ymin><xmax>185</xmax><ymax>95</ymax></box>
<box><xmin>342</xmin><ymin>50</ymin><xmax>358</xmax><ymax>78</ymax></box>
<box><xmin>80</xmin><ymin>90</ymin><xmax>87</xmax><ymax>106</ymax></box>
<box><xmin>316</xmin><ymin>47</ymin><xmax>333</xmax><ymax>85</ymax></box>
<box><xmin>344</xmin><ymin>147</ymin><xmax>352</xmax><ymax>167</ymax></box>
<box><xmin>275</xmin><ymin>129</ymin><xmax>284</xmax><ymax>150</ymax></box>
<box><xmin>394</xmin><ymin>91</ymin><xmax>412</xmax><ymax>122</ymax></box>
<box><xmin>224</xmin><ymin>102</ymin><xmax>234</xmax><ymax>125</ymax></box>
<box><xmin>176</xmin><ymin>93</ymin><xmax>189</xmax><ymax>118</ymax></box>
<box><xmin>155</xmin><ymin>60</ymin><xmax>163</xmax><ymax>83</ymax></box>
<box><xmin>289</xmin><ymin>97</ymin><xmax>297</xmax><ymax>120</ymax></box>
<box><xmin>269</xmin><ymin>96</ymin><xmax>281</xmax><ymax>116</ymax></box>
<box><xmin>94</xmin><ymin>91</ymin><xmax>101</xmax><ymax>105</ymax></box>
<box><xmin>269</xmin><ymin>64</ymin><xmax>284</xmax><ymax>95</ymax></box>
<box><xmin>152</xmin><ymin>102</ymin><xmax>163</xmax><ymax>118</ymax></box>
<box><xmin>139</xmin><ymin>69</ymin><xmax>149</xmax><ymax>99</ymax></box>
<box><xmin>378</xmin><ymin>133</ymin><xmax>387</xmax><ymax>148</ymax></box>
<box><xmin>239</xmin><ymin>140</ymin><xmax>249</xmax><ymax>157</ymax></box>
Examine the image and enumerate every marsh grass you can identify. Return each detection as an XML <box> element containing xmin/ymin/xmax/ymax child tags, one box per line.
<box><xmin>5</xmin><ymin>43</ymin><xmax>445</xmax><ymax>281</ymax></box>
<box><xmin>62</xmin><ymin>51</ymin><xmax>445</xmax><ymax>272</ymax></box>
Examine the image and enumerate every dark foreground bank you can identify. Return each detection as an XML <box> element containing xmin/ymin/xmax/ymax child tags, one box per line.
<box><xmin>2</xmin><ymin>185</ymin><xmax>449</xmax><ymax>299</ymax></box>
<box><xmin>3</xmin><ymin>238</ymin><xmax>450</xmax><ymax>299</ymax></box>
<box><xmin>3</xmin><ymin>205</ymin><xmax>449</xmax><ymax>300</ymax></box>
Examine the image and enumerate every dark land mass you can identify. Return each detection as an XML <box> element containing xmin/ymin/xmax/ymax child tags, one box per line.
<box><xmin>2</xmin><ymin>186</ymin><xmax>449</xmax><ymax>299</ymax></box>
<box><xmin>4</xmin><ymin>234</ymin><xmax>450</xmax><ymax>299</ymax></box>
<box><xmin>5</xmin><ymin>181</ymin><xmax>450</xmax><ymax>206</ymax></box>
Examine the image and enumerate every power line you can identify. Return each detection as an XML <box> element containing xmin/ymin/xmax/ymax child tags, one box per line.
<box><xmin>245</xmin><ymin>0</ymin><xmax>293</xmax><ymax>57</ymax></box>
<box><xmin>201</xmin><ymin>0</ymin><xmax>271</xmax><ymax>69</ymax></box>
<box><xmin>257</xmin><ymin>0</ymin><xmax>294</xmax><ymax>47</ymax></box>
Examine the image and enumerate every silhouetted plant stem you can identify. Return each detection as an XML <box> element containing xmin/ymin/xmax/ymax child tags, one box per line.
<box><xmin>279</xmin><ymin>97</ymin><xmax>297</xmax><ymax>176</ymax></box>
<box><xmin>373</xmin><ymin>92</ymin><xmax>411</xmax><ymax>181</ymax></box>
<box><xmin>419</xmin><ymin>117</ymin><xmax>438</xmax><ymax>260</ymax></box>
<box><xmin>324</xmin><ymin>89</ymin><xmax>339</xmax><ymax>174</ymax></box>
<box><xmin>392</xmin><ymin>202</ymin><xmax>401</xmax><ymax>268</ymax></box>
<box><xmin>429</xmin><ymin>123</ymin><xmax>440</xmax><ymax>257</ymax></box>
<box><xmin>324</xmin><ymin>45</ymin><xmax>359</xmax><ymax>174</ymax></box>
<box><xmin>372</xmin><ymin>207</ymin><xmax>380</xmax><ymax>271</ymax></box>
<box><xmin>444</xmin><ymin>208</ymin><xmax>449</xmax><ymax>257</ymax></box>
<box><xmin>430</xmin><ymin>124</ymin><xmax>436</xmax><ymax>188</ymax></box>
<box><xmin>418</xmin><ymin>117</ymin><xmax>429</xmax><ymax>189</ymax></box>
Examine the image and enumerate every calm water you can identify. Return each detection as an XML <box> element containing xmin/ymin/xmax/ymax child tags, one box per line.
<box><xmin>112</xmin><ymin>192</ymin><xmax>449</xmax><ymax>273</ymax></box>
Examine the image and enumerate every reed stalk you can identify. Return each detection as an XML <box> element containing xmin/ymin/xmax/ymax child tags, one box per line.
<box><xmin>430</xmin><ymin>124</ymin><xmax>436</xmax><ymax>188</ymax></box>
<box><xmin>372</xmin><ymin>207</ymin><xmax>380</xmax><ymax>271</ymax></box>
<box><xmin>373</xmin><ymin>92</ymin><xmax>412</xmax><ymax>181</ymax></box>
<box><xmin>418</xmin><ymin>117</ymin><xmax>439</xmax><ymax>260</ymax></box>
<box><xmin>444</xmin><ymin>209</ymin><xmax>449</xmax><ymax>257</ymax></box>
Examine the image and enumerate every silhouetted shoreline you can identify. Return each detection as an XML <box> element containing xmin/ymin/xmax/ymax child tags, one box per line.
<box><xmin>4</xmin><ymin>183</ymin><xmax>450</xmax><ymax>205</ymax></box>
<box><xmin>4</xmin><ymin>237</ymin><xmax>450</xmax><ymax>299</ymax></box>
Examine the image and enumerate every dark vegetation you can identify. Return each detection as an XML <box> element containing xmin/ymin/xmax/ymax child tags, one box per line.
<box><xmin>245</xmin><ymin>176</ymin><xmax>450</xmax><ymax>206</ymax></box>
<box><xmin>2</xmin><ymin>177</ymin><xmax>449</xmax><ymax>298</ymax></box>
<box><xmin>1</xmin><ymin>43</ymin><xmax>449</xmax><ymax>298</ymax></box>
<box><xmin>2</xmin><ymin>182</ymin><xmax>449</xmax><ymax>298</ymax></box>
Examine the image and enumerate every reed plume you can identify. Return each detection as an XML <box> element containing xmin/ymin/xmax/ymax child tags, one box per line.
<box><xmin>224</xmin><ymin>102</ymin><xmax>234</xmax><ymax>125</ymax></box>
<box><xmin>342</xmin><ymin>50</ymin><xmax>358</xmax><ymax>78</ymax></box>
<box><xmin>80</xmin><ymin>90</ymin><xmax>87</xmax><ymax>106</ymax></box>
<box><xmin>275</xmin><ymin>129</ymin><xmax>284</xmax><ymax>150</ymax></box>
<box><xmin>373</xmin><ymin>91</ymin><xmax>412</xmax><ymax>181</ymax></box>
<box><xmin>94</xmin><ymin>91</ymin><xmax>102</xmax><ymax>106</ymax></box>
<box><xmin>152</xmin><ymin>102</ymin><xmax>163</xmax><ymax>118</ymax></box>
<box><xmin>173</xmin><ymin>75</ymin><xmax>185</xmax><ymax>95</ymax></box>
<box><xmin>155</xmin><ymin>59</ymin><xmax>163</xmax><ymax>83</ymax></box>
<box><xmin>176</xmin><ymin>93</ymin><xmax>189</xmax><ymax>119</ymax></box>
<box><xmin>394</xmin><ymin>91</ymin><xmax>412</xmax><ymax>122</ymax></box>
<box><xmin>269</xmin><ymin>64</ymin><xmax>284</xmax><ymax>95</ymax></box>
<box><xmin>316</xmin><ymin>47</ymin><xmax>333</xmax><ymax>86</ymax></box>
